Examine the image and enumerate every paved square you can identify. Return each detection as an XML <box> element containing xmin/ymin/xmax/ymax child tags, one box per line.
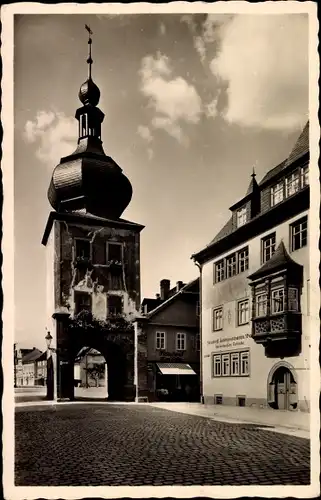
<box><xmin>15</xmin><ymin>404</ymin><xmax>310</xmax><ymax>486</ymax></box>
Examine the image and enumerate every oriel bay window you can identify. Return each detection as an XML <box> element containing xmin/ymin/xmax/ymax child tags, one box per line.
<box><xmin>248</xmin><ymin>241</ymin><xmax>303</xmax><ymax>347</ymax></box>
<box><xmin>212</xmin><ymin>350</ymin><xmax>250</xmax><ymax>378</ymax></box>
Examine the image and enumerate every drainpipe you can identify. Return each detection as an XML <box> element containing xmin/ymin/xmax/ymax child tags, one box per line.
<box><xmin>193</xmin><ymin>259</ymin><xmax>204</xmax><ymax>404</ymax></box>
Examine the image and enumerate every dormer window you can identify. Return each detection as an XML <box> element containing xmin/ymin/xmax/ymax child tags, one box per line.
<box><xmin>271</xmin><ymin>182</ymin><xmax>284</xmax><ymax>206</ymax></box>
<box><xmin>285</xmin><ymin>171</ymin><xmax>300</xmax><ymax>197</ymax></box>
<box><xmin>236</xmin><ymin>206</ymin><xmax>247</xmax><ymax>227</ymax></box>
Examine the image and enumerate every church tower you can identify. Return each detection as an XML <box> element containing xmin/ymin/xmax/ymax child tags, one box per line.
<box><xmin>42</xmin><ymin>27</ymin><xmax>145</xmax><ymax>401</ymax></box>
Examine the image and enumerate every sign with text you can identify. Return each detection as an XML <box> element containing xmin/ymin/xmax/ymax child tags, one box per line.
<box><xmin>207</xmin><ymin>333</ymin><xmax>251</xmax><ymax>350</ymax></box>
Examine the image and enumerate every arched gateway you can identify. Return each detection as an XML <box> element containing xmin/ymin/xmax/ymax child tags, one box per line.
<box><xmin>267</xmin><ymin>361</ymin><xmax>298</xmax><ymax>411</ymax></box>
<box><xmin>43</xmin><ymin>28</ymin><xmax>148</xmax><ymax>402</ymax></box>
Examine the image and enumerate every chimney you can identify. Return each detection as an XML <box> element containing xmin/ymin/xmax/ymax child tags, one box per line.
<box><xmin>160</xmin><ymin>279</ymin><xmax>170</xmax><ymax>301</ymax></box>
<box><xmin>155</xmin><ymin>293</ymin><xmax>161</xmax><ymax>300</ymax></box>
<box><xmin>176</xmin><ymin>281</ymin><xmax>184</xmax><ymax>292</ymax></box>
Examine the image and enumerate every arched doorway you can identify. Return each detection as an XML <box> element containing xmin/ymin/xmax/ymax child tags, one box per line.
<box><xmin>73</xmin><ymin>347</ymin><xmax>108</xmax><ymax>400</ymax></box>
<box><xmin>267</xmin><ymin>362</ymin><xmax>298</xmax><ymax>411</ymax></box>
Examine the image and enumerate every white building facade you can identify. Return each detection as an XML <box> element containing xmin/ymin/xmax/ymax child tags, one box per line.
<box><xmin>193</xmin><ymin>122</ymin><xmax>311</xmax><ymax>412</ymax></box>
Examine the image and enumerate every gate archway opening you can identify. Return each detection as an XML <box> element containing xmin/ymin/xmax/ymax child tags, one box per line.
<box><xmin>73</xmin><ymin>346</ymin><xmax>108</xmax><ymax>400</ymax></box>
<box><xmin>267</xmin><ymin>362</ymin><xmax>298</xmax><ymax>411</ymax></box>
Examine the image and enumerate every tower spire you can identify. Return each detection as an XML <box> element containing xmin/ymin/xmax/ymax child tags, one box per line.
<box><xmin>85</xmin><ymin>24</ymin><xmax>93</xmax><ymax>79</ymax></box>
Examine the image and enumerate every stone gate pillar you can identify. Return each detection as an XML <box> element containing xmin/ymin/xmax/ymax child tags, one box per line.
<box><xmin>53</xmin><ymin>310</ymin><xmax>74</xmax><ymax>401</ymax></box>
<box><xmin>134</xmin><ymin>319</ymin><xmax>149</xmax><ymax>401</ymax></box>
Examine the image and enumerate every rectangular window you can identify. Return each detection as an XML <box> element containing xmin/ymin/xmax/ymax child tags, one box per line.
<box><xmin>237</xmin><ymin>299</ymin><xmax>249</xmax><ymax>325</ymax></box>
<box><xmin>107</xmin><ymin>294</ymin><xmax>123</xmax><ymax>317</ymax></box>
<box><xmin>271</xmin><ymin>288</ymin><xmax>284</xmax><ymax>314</ymax></box>
<box><xmin>222</xmin><ymin>354</ymin><xmax>230</xmax><ymax>376</ymax></box>
<box><xmin>240</xmin><ymin>352</ymin><xmax>250</xmax><ymax>376</ymax></box>
<box><xmin>256</xmin><ymin>293</ymin><xmax>267</xmax><ymax>317</ymax></box>
<box><xmin>261</xmin><ymin>233</ymin><xmax>276</xmax><ymax>264</ymax></box>
<box><xmin>156</xmin><ymin>332</ymin><xmax>166</xmax><ymax>350</ymax></box>
<box><xmin>107</xmin><ymin>242</ymin><xmax>123</xmax><ymax>262</ymax></box>
<box><xmin>213</xmin><ymin>356</ymin><xmax>221</xmax><ymax>377</ymax></box>
<box><xmin>226</xmin><ymin>253</ymin><xmax>237</xmax><ymax>278</ymax></box>
<box><xmin>213</xmin><ymin>350</ymin><xmax>249</xmax><ymax>377</ymax></box>
<box><xmin>291</xmin><ymin>216</ymin><xmax>308</xmax><ymax>251</ymax></box>
<box><xmin>271</xmin><ymin>182</ymin><xmax>284</xmax><ymax>206</ymax></box>
<box><xmin>213</xmin><ymin>307</ymin><xmax>223</xmax><ymax>331</ymax></box>
<box><xmin>288</xmin><ymin>287</ymin><xmax>299</xmax><ymax>312</ymax></box>
<box><xmin>214</xmin><ymin>259</ymin><xmax>225</xmax><ymax>283</ymax></box>
<box><xmin>74</xmin><ymin>292</ymin><xmax>92</xmax><ymax>315</ymax></box>
<box><xmin>237</xmin><ymin>206</ymin><xmax>247</xmax><ymax>227</ymax></box>
<box><xmin>285</xmin><ymin>171</ymin><xmax>300</xmax><ymax>197</ymax></box>
<box><xmin>301</xmin><ymin>165</ymin><xmax>309</xmax><ymax>187</ymax></box>
<box><xmin>176</xmin><ymin>333</ymin><xmax>186</xmax><ymax>351</ymax></box>
<box><xmin>231</xmin><ymin>353</ymin><xmax>240</xmax><ymax>376</ymax></box>
<box><xmin>238</xmin><ymin>247</ymin><xmax>249</xmax><ymax>273</ymax></box>
<box><xmin>214</xmin><ymin>395</ymin><xmax>223</xmax><ymax>404</ymax></box>
<box><xmin>75</xmin><ymin>239</ymin><xmax>91</xmax><ymax>260</ymax></box>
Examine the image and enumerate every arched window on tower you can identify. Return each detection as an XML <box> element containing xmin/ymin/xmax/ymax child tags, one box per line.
<box><xmin>81</xmin><ymin>114</ymin><xmax>87</xmax><ymax>137</ymax></box>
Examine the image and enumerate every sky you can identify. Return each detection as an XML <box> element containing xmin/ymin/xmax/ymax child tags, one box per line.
<box><xmin>14</xmin><ymin>12</ymin><xmax>309</xmax><ymax>347</ymax></box>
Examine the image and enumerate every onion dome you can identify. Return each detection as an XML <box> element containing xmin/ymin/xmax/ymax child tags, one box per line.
<box><xmin>47</xmin><ymin>25</ymin><xmax>133</xmax><ymax>220</ymax></box>
<box><xmin>79</xmin><ymin>77</ymin><xmax>100</xmax><ymax>106</ymax></box>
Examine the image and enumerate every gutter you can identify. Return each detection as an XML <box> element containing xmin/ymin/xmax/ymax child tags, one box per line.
<box><xmin>192</xmin><ymin>258</ymin><xmax>204</xmax><ymax>404</ymax></box>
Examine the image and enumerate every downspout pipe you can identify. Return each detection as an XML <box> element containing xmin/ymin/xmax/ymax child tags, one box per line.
<box><xmin>192</xmin><ymin>258</ymin><xmax>204</xmax><ymax>404</ymax></box>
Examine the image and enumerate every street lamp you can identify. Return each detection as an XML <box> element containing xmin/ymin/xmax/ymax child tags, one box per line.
<box><xmin>45</xmin><ymin>331</ymin><xmax>53</xmax><ymax>349</ymax></box>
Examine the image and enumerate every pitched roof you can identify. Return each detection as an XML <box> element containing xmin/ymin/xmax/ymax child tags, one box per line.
<box><xmin>146</xmin><ymin>278</ymin><xmax>199</xmax><ymax>319</ymax></box>
<box><xmin>193</xmin><ymin>121</ymin><xmax>309</xmax><ymax>260</ymax></box>
<box><xmin>247</xmin><ymin>241</ymin><xmax>303</xmax><ymax>281</ymax></box>
<box><xmin>22</xmin><ymin>348</ymin><xmax>44</xmax><ymax>364</ymax></box>
<box><xmin>284</xmin><ymin>121</ymin><xmax>309</xmax><ymax>167</ymax></box>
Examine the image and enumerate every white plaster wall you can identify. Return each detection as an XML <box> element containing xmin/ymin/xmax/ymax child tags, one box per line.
<box><xmin>201</xmin><ymin>210</ymin><xmax>310</xmax><ymax>404</ymax></box>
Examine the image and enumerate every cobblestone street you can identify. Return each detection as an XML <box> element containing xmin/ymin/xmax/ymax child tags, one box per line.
<box><xmin>15</xmin><ymin>404</ymin><xmax>310</xmax><ymax>486</ymax></box>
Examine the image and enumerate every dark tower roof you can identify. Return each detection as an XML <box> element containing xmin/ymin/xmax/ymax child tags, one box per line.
<box><xmin>47</xmin><ymin>26</ymin><xmax>133</xmax><ymax>220</ymax></box>
<box><xmin>247</xmin><ymin>241</ymin><xmax>303</xmax><ymax>281</ymax></box>
<box><xmin>246</xmin><ymin>168</ymin><xmax>258</xmax><ymax>196</ymax></box>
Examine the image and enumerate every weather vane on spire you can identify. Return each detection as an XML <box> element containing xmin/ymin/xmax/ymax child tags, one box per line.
<box><xmin>85</xmin><ymin>24</ymin><xmax>93</xmax><ymax>79</ymax></box>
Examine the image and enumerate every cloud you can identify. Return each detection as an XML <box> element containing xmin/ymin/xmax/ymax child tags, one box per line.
<box><xmin>137</xmin><ymin>125</ymin><xmax>153</xmax><ymax>143</ymax></box>
<box><xmin>24</xmin><ymin>110</ymin><xmax>77</xmax><ymax>164</ymax></box>
<box><xmin>139</xmin><ymin>52</ymin><xmax>202</xmax><ymax>143</ymax></box>
<box><xmin>210</xmin><ymin>14</ymin><xmax>309</xmax><ymax>130</ymax></box>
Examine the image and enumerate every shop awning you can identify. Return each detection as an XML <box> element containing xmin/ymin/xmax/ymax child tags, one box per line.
<box><xmin>157</xmin><ymin>363</ymin><xmax>196</xmax><ymax>375</ymax></box>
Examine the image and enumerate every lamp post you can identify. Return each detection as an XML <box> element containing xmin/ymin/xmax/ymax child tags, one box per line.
<box><xmin>45</xmin><ymin>330</ymin><xmax>56</xmax><ymax>400</ymax></box>
<box><xmin>45</xmin><ymin>331</ymin><xmax>53</xmax><ymax>350</ymax></box>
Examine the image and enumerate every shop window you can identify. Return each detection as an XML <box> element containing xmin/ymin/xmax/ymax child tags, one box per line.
<box><xmin>231</xmin><ymin>353</ymin><xmax>240</xmax><ymax>376</ymax></box>
<box><xmin>176</xmin><ymin>333</ymin><xmax>186</xmax><ymax>351</ymax></box>
<box><xmin>237</xmin><ymin>299</ymin><xmax>249</xmax><ymax>326</ymax></box>
<box><xmin>291</xmin><ymin>216</ymin><xmax>308</xmax><ymax>251</ymax></box>
<box><xmin>261</xmin><ymin>232</ymin><xmax>276</xmax><ymax>264</ymax></box>
<box><xmin>156</xmin><ymin>332</ymin><xmax>166</xmax><ymax>350</ymax></box>
<box><xmin>213</xmin><ymin>355</ymin><xmax>221</xmax><ymax>377</ymax></box>
<box><xmin>107</xmin><ymin>294</ymin><xmax>122</xmax><ymax>317</ymax></box>
<box><xmin>222</xmin><ymin>354</ymin><xmax>230</xmax><ymax>376</ymax></box>
<box><xmin>213</xmin><ymin>307</ymin><xmax>223</xmax><ymax>331</ymax></box>
<box><xmin>240</xmin><ymin>352</ymin><xmax>250</xmax><ymax>376</ymax></box>
<box><xmin>74</xmin><ymin>292</ymin><xmax>92</xmax><ymax>315</ymax></box>
<box><xmin>214</xmin><ymin>394</ymin><xmax>223</xmax><ymax>405</ymax></box>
